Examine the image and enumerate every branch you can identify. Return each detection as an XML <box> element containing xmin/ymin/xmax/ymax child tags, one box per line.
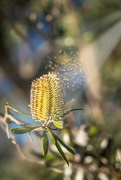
<box><xmin>0</xmin><ymin>108</ymin><xmax>63</xmax><ymax>172</ymax></box>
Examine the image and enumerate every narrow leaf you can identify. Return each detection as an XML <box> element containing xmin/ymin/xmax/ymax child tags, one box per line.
<box><xmin>64</xmin><ymin>99</ymin><xmax>75</xmax><ymax>111</ymax></box>
<box><xmin>41</xmin><ymin>131</ymin><xmax>49</xmax><ymax>156</ymax></box>
<box><xmin>53</xmin><ymin>134</ymin><xmax>75</xmax><ymax>154</ymax></box>
<box><xmin>48</xmin><ymin>130</ymin><xmax>74</xmax><ymax>154</ymax></box>
<box><xmin>47</xmin><ymin>129</ymin><xmax>70</xmax><ymax>165</ymax></box>
<box><xmin>53</xmin><ymin>120</ymin><xmax>63</xmax><ymax>129</ymax></box>
<box><xmin>55</xmin><ymin>141</ymin><xmax>69</xmax><ymax>166</ymax></box>
<box><xmin>47</xmin><ymin>129</ymin><xmax>56</xmax><ymax>143</ymax></box>
<box><xmin>64</xmin><ymin>108</ymin><xmax>83</xmax><ymax>115</ymax></box>
<box><xmin>10</xmin><ymin>125</ymin><xmax>40</xmax><ymax>134</ymax></box>
<box><xmin>68</xmin><ymin>108</ymin><xmax>83</xmax><ymax>112</ymax></box>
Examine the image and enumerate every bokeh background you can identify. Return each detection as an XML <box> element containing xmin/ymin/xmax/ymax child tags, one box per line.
<box><xmin>0</xmin><ymin>0</ymin><xmax>121</xmax><ymax>179</ymax></box>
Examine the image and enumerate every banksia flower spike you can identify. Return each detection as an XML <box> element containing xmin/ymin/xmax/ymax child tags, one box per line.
<box><xmin>30</xmin><ymin>72</ymin><xmax>64</xmax><ymax>129</ymax></box>
<box><xmin>6</xmin><ymin>72</ymin><xmax>78</xmax><ymax>165</ymax></box>
<box><xmin>30</xmin><ymin>72</ymin><xmax>75</xmax><ymax>164</ymax></box>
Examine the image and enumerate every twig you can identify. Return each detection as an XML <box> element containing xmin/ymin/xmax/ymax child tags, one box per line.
<box><xmin>6</xmin><ymin>114</ymin><xmax>26</xmax><ymax>126</ymax></box>
<box><xmin>28</xmin><ymin>132</ymin><xmax>33</xmax><ymax>142</ymax></box>
<box><xmin>0</xmin><ymin>107</ymin><xmax>62</xmax><ymax>172</ymax></box>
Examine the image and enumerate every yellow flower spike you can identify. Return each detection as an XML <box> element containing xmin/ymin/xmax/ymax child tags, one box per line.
<box><xmin>30</xmin><ymin>73</ymin><xmax>64</xmax><ymax>127</ymax></box>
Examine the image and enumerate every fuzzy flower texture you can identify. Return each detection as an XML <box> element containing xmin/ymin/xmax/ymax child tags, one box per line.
<box><xmin>30</xmin><ymin>72</ymin><xmax>64</xmax><ymax>128</ymax></box>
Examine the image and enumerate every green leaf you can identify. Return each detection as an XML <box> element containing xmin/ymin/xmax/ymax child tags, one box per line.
<box><xmin>45</xmin><ymin>154</ymin><xmax>55</xmax><ymax>164</ymax></box>
<box><xmin>47</xmin><ymin>129</ymin><xmax>56</xmax><ymax>143</ymax></box>
<box><xmin>41</xmin><ymin>131</ymin><xmax>49</xmax><ymax>156</ymax></box>
<box><xmin>47</xmin><ymin>129</ymin><xmax>70</xmax><ymax>165</ymax></box>
<box><xmin>52</xmin><ymin>120</ymin><xmax>63</xmax><ymax>129</ymax></box>
<box><xmin>55</xmin><ymin>141</ymin><xmax>69</xmax><ymax>166</ymax></box>
<box><xmin>64</xmin><ymin>99</ymin><xmax>75</xmax><ymax>111</ymax></box>
<box><xmin>64</xmin><ymin>108</ymin><xmax>83</xmax><ymax>115</ymax></box>
<box><xmin>53</xmin><ymin>134</ymin><xmax>75</xmax><ymax>154</ymax></box>
<box><xmin>89</xmin><ymin>126</ymin><xmax>98</xmax><ymax>137</ymax></box>
<box><xmin>48</xmin><ymin>129</ymin><xmax>74</xmax><ymax>154</ymax></box>
<box><xmin>10</xmin><ymin>125</ymin><xmax>40</xmax><ymax>134</ymax></box>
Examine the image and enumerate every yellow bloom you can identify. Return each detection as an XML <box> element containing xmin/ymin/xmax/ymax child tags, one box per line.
<box><xmin>30</xmin><ymin>73</ymin><xmax>64</xmax><ymax>123</ymax></box>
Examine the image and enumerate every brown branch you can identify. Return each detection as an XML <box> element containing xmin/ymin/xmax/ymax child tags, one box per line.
<box><xmin>0</xmin><ymin>108</ymin><xmax>62</xmax><ymax>172</ymax></box>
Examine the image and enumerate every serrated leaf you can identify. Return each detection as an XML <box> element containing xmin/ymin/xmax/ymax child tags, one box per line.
<box><xmin>41</xmin><ymin>131</ymin><xmax>49</xmax><ymax>156</ymax></box>
<box><xmin>53</xmin><ymin>120</ymin><xmax>63</xmax><ymax>129</ymax></box>
<box><xmin>10</xmin><ymin>125</ymin><xmax>40</xmax><ymax>134</ymax></box>
<box><xmin>55</xmin><ymin>141</ymin><xmax>69</xmax><ymax>166</ymax></box>
<box><xmin>53</xmin><ymin>134</ymin><xmax>75</xmax><ymax>154</ymax></box>
<box><xmin>64</xmin><ymin>99</ymin><xmax>75</xmax><ymax>111</ymax></box>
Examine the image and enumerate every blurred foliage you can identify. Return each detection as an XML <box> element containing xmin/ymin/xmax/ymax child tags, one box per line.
<box><xmin>101</xmin><ymin>41</ymin><xmax>121</xmax><ymax>149</ymax></box>
<box><xmin>0</xmin><ymin>158</ymin><xmax>63</xmax><ymax>180</ymax></box>
<box><xmin>84</xmin><ymin>0</ymin><xmax>121</xmax><ymax>21</ymax></box>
